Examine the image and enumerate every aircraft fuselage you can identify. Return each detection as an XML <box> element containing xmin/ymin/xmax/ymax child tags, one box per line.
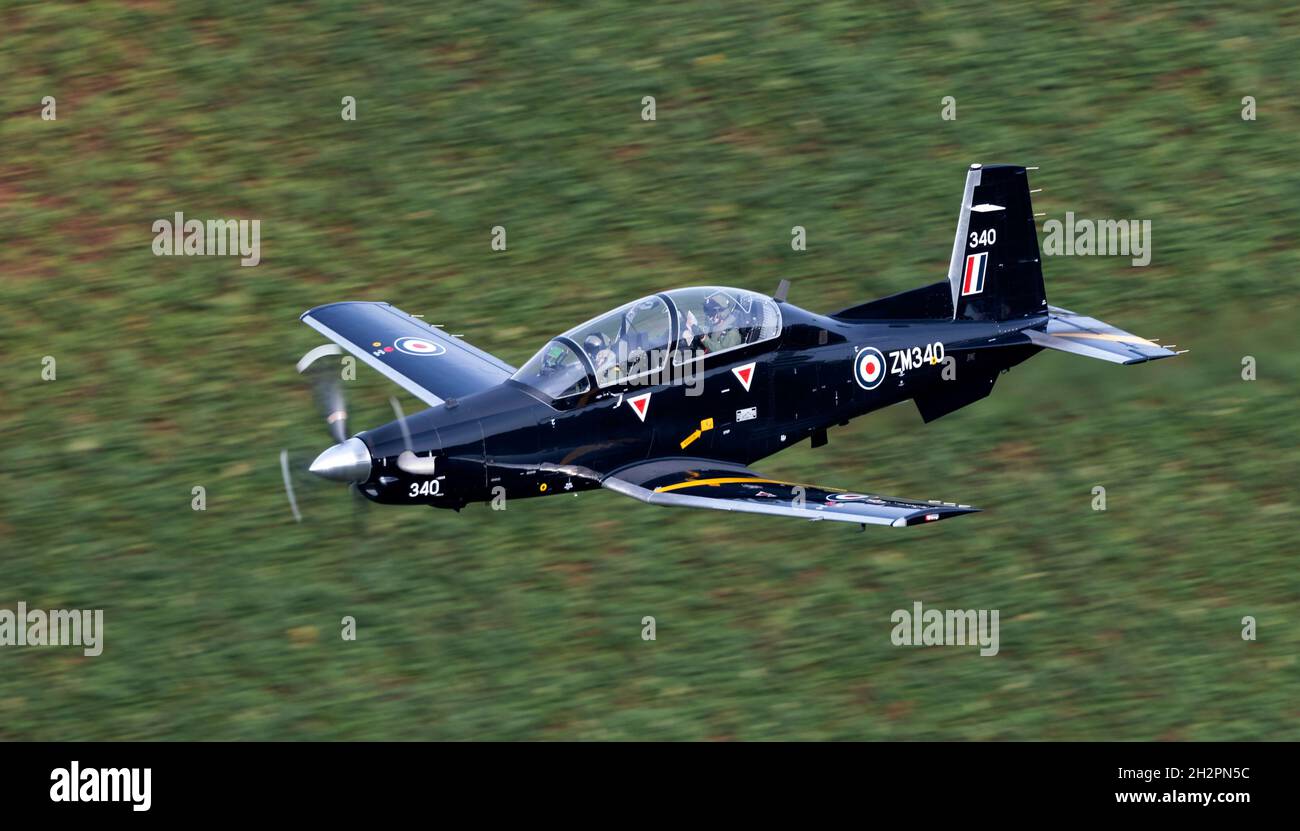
<box><xmin>357</xmin><ymin>302</ymin><xmax>1042</xmax><ymax>509</ymax></box>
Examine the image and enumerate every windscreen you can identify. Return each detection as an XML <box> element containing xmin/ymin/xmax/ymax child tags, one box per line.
<box><xmin>511</xmin><ymin>340</ymin><xmax>591</xmax><ymax>398</ymax></box>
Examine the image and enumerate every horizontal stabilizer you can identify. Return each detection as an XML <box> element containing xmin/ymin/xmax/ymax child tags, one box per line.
<box><xmin>602</xmin><ymin>458</ymin><xmax>978</xmax><ymax>527</ymax></box>
<box><xmin>1025</xmin><ymin>306</ymin><xmax>1179</xmax><ymax>365</ymax></box>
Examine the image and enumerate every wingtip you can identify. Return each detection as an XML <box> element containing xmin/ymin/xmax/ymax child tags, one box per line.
<box><xmin>897</xmin><ymin>505</ymin><xmax>982</xmax><ymax>527</ymax></box>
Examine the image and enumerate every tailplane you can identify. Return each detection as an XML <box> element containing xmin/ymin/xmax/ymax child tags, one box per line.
<box><xmin>1025</xmin><ymin>306</ymin><xmax>1181</xmax><ymax>365</ymax></box>
<box><xmin>835</xmin><ymin>163</ymin><xmax>1179</xmax><ymax>367</ymax></box>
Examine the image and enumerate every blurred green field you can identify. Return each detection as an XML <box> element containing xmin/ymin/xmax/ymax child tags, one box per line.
<box><xmin>1</xmin><ymin>1</ymin><xmax>1297</xmax><ymax>740</ymax></box>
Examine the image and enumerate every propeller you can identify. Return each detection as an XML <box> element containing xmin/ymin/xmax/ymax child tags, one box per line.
<box><xmin>297</xmin><ymin>344</ymin><xmax>349</xmax><ymax>443</ymax></box>
<box><xmin>279</xmin><ymin>448</ymin><xmax>304</xmax><ymax>523</ymax></box>
<box><xmin>279</xmin><ymin>445</ymin><xmax>356</xmax><ymax>524</ymax></box>
<box><xmin>279</xmin><ymin>345</ymin><xmax>435</xmax><ymax>523</ymax></box>
<box><xmin>280</xmin><ymin>344</ymin><xmax>372</xmax><ymax>523</ymax></box>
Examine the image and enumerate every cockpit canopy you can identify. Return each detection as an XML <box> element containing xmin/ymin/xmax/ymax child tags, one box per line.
<box><xmin>511</xmin><ymin>287</ymin><xmax>782</xmax><ymax>399</ymax></box>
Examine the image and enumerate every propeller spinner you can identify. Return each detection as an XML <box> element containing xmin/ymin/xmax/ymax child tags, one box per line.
<box><xmin>309</xmin><ymin>436</ymin><xmax>371</xmax><ymax>482</ymax></box>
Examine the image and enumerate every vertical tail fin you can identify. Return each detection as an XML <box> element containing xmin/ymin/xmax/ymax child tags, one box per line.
<box><xmin>946</xmin><ymin>164</ymin><xmax>1048</xmax><ymax>322</ymax></box>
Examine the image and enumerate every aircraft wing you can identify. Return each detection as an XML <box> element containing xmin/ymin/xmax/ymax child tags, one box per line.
<box><xmin>601</xmin><ymin>458</ymin><xmax>979</xmax><ymax>527</ymax></box>
<box><xmin>301</xmin><ymin>302</ymin><xmax>515</xmax><ymax>407</ymax></box>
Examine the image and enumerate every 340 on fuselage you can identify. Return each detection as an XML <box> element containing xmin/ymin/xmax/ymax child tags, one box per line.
<box><xmin>298</xmin><ymin>164</ymin><xmax>1178</xmax><ymax>528</ymax></box>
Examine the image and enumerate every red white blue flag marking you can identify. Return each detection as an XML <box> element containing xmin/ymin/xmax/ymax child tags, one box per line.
<box><xmin>961</xmin><ymin>252</ymin><xmax>988</xmax><ymax>296</ymax></box>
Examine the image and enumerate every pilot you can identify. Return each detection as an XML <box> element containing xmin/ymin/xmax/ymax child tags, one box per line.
<box><xmin>684</xmin><ymin>292</ymin><xmax>744</xmax><ymax>353</ymax></box>
<box><xmin>583</xmin><ymin>333</ymin><xmax>622</xmax><ymax>385</ymax></box>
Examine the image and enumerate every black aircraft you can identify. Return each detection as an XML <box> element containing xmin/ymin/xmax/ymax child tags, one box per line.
<box><xmin>286</xmin><ymin>164</ymin><xmax>1180</xmax><ymax>528</ymax></box>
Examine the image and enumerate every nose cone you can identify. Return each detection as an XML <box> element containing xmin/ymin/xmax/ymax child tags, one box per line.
<box><xmin>309</xmin><ymin>436</ymin><xmax>372</xmax><ymax>482</ymax></box>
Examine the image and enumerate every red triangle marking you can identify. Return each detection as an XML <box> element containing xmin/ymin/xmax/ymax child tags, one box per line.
<box><xmin>628</xmin><ymin>393</ymin><xmax>651</xmax><ymax>421</ymax></box>
<box><xmin>732</xmin><ymin>362</ymin><xmax>756</xmax><ymax>391</ymax></box>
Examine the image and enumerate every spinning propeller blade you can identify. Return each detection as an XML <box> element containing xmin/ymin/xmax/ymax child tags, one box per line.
<box><xmin>297</xmin><ymin>343</ymin><xmax>349</xmax><ymax>443</ymax></box>
<box><xmin>281</xmin><ymin>344</ymin><xmax>374</xmax><ymax>522</ymax></box>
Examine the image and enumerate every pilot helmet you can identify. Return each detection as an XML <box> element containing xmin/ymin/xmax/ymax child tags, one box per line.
<box><xmin>582</xmin><ymin>333</ymin><xmax>606</xmax><ymax>356</ymax></box>
<box><xmin>702</xmin><ymin>292</ymin><xmax>734</xmax><ymax>325</ymax></box>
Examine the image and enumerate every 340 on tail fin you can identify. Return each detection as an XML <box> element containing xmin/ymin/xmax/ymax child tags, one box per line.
<box><xmin>947</xmin><ymin>164</ymin><xmax>1048</xmax><ymax>322</ymax></box>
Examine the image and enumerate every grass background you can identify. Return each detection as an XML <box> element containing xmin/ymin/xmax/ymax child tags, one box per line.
<box><xmin>1</xmin><ymin>1</ymin><xmax>1297</xmax><ymax>739</ymax></box>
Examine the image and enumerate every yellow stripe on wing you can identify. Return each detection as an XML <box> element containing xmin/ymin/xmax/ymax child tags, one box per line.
<box><xmin>653</xmin><ymin>476</ymin><xmax>843</xmax><ymax>494</ymax></box>
<box><xmin>1052</xmin><ymin>332</ymin><xmax>1159</xmax><ymax>347</ymax></box>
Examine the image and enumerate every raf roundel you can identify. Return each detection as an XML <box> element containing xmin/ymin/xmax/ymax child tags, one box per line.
<box><xmin>393</xmin><ymin>336</ymin><xmax>447</xmax><ymax>357</ymax></box>
<box><xmin>854</xmin><ymin>346</ymin><xmax>886</xmax><ymax>390</ymax></box>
